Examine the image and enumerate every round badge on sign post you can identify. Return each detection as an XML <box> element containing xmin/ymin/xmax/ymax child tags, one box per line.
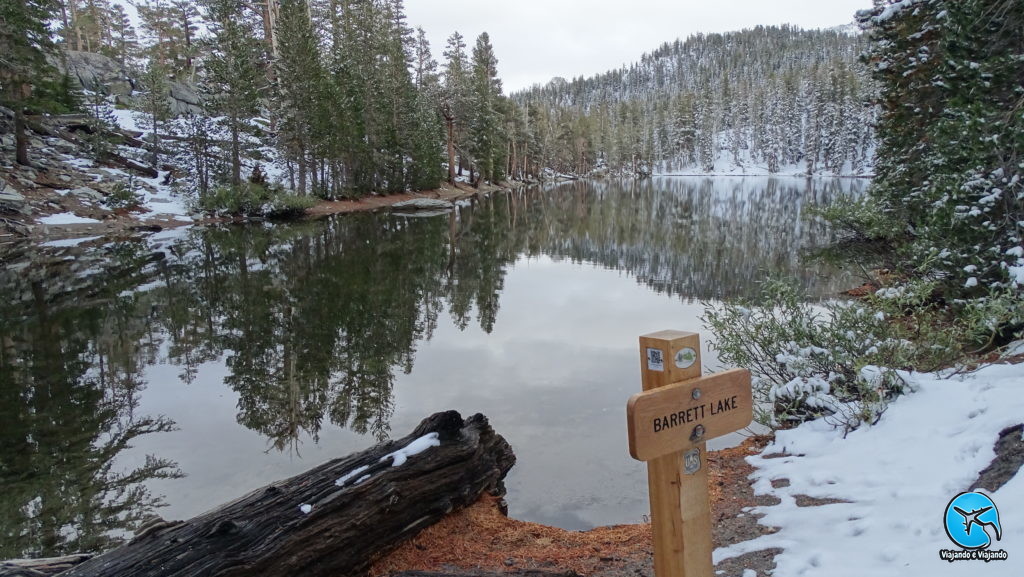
<box><xmin>675</xmin><ymin>347</ymin><xmax>697</xmax><ymax>369</ymax></box>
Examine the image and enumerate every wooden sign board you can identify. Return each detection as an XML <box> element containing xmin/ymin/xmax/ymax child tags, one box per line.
<box><xmin>629</xmin><ymin>330</ymin><xmax>754</xmax><ymax>577</ymax></box>
<box><xmin>627</xmin><ymin>368</ymin><xmax>753</xmax><ymax>461</ymax></box>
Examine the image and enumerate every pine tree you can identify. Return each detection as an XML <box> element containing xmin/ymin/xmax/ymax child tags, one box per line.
<box><xmin>854</xmin><ymin>0</ymin><xmax>1023</xmax><ymax>318</ymax></box>
<box><xmin>176</xmin><ymin>112</ymin><xmax>215</xmax><ymax>200</ymax></box>
<box><xmin>137</xmin><ymin>0</ymin><xmax>198</xmax><ymax>78</ymax></box>
<box><xmin>442</xmin><ymin>31</ymin><xmax>469</xmax><ymax>182</ymax></box>
<box><xmin>468</xmin><ymin>32</ymin><xmax>502</xmax><ymax>185</ymax></box>
<box><xmin>81</xmin><ymin>86</ymin><xmax>118</xmax><ymax>160</ymax></box>
<box><xmin>275</xmin><ymin>0</ymin><xmax>328</xmax><ymax>196</ymax></box>
<box><xmin>408</xmin><ymin>27</ymin><xmax>444</xmax><ymax>190</ymax></box>
<box><xmin>203</xmin><ymin>0</ymin><xmax>264</xmax><ymax>187</ymax></box>
<box><xmin>104</xmin><ymin>2</ymin><xmax>139</xmax><ymax>69</ymax></box>
<box><xmin>138</xmin><ymin>57</ymin><xmax>172</xmax><ymax>169</ymax></box>
<box><xmin>1</xmin><ymin>0</ymin><xmax>62</xmax><ymax>165</ymax></box>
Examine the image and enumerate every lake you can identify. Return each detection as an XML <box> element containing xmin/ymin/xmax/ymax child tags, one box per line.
<box><xmin>0</xmin><ymin>176</ymin><xmax>866</xmax><ymax>559</ymax></box>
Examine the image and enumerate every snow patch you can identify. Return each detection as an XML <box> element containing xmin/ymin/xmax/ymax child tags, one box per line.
<box><xmin>334</xmin><ymin>465</ymin><xmax>370</xmax><ymax>487</ymax></box>
<box><xmin>299</xmin><ymin>503</ymin><xmax>312</xmax><ymax>514</ymax></box>
<box><xmin>381</xmin><ymin>432</ymin><xmax>441</xmax><ymax>467</ymax></box>
<box><xmin>39</xmin><ymin>212</ymin><xmax>102</xmax><ymax>225</ymax></box>
<box><xmin>715</xmin><ymin>362</ymin><xmax>1024</xmax><ymax>575</ymax></box>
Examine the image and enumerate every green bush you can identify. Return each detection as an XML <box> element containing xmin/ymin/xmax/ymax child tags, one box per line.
<box><xmin>268</xmin><ymin>193</ymin><xmax>317</xmax><ymax>218</ymax></box>
<box><xmin>105</xmin><ymin>178</ymin><xmax>142</xmax><ymax>211</ymax></box>
<box><xmin>702</xmin><ymin>280</ymin><xmax>962</xmax><ymax>434</ymax></box>
<box><xmin>196</xmin><ymin>182</ymin><xmax>316</xmax><ymax>219</ymax></box>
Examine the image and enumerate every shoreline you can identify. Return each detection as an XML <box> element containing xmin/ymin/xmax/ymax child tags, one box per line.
<box><xmin>3</xmin><ymin>171</ymin><xmax>867</xmax><ymax>249</ymax></box>
<box><xmin>0</xmin><ymin>179</ymin><xmax>518</xmax><ymax>249</ymax></box>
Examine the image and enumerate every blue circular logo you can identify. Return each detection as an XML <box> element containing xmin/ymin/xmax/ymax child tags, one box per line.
<box><xmin>944</xmin><ymin>492</ymin><xmax>1002</xmax><ymax>550</ymax></box>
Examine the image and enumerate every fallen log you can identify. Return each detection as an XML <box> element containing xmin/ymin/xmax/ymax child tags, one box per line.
<box><xmin>102</xmin><ymin>150</ymin><xmax>159</xmax><ymax>178</ymax></box>
<box><xmin>58</xmin><ymin>411</ymin><xmax>515</xmax><ymax>577</ymax></box>
<box><xmin>0</xmin><ymin>555</ymin><xmax>94</xmax><ymax>577</ymax></box>
<box><xmin>392</xmin><ymin>572</ymin><xmax>580</xmax><ymax>577</ymax></box>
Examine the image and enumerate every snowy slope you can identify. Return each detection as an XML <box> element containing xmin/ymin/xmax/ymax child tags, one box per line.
<box><xmin>716</xmin><ymin>358</ymin><xmax>1024</xmax><ymax>575</ymax></box>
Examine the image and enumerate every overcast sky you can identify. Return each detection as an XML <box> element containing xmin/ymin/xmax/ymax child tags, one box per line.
<box><xmin>405</xmin><ymin>0</ymin><xmax>874</xmax><ymax>93</ymax></box>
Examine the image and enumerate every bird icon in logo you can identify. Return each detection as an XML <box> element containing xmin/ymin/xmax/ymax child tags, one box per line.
<box><xmin>944</xmin><ymin>492</ymin><xmax>1003</xmax><ymax>550</ymax></box>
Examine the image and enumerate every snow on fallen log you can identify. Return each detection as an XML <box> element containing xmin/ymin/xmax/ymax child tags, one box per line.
<box><xmin>57</xmin><ymin>411</ymin><xmax>516</xmax><ymax>577</ymax></box>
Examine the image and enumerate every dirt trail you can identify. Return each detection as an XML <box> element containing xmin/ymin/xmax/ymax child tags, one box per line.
<box><xmin>370</xmin><ymin>437</ymin><xmax>778</xmax><ymax>577</ymax></box>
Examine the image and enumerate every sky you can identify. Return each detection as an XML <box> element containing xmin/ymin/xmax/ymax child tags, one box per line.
<box><xmin>405</xmin><ymin>0</ymin><xmax>874</xmax><ymax>93</ymax></box>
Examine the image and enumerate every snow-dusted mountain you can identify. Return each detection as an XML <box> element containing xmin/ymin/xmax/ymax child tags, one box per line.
<box><xmin>513</xmin><ymin>25</ymin><xmax>876</xmax><ymax>177</ymax></box>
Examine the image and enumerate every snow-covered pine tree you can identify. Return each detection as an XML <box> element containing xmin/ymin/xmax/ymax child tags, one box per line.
<box><xmin>442</xmin><ymin>31</ymin><xmax>470</xmax><ymax>181</ymax></box>
<box><xmin>408</xmin><ymin>28</ymin><xmax>444</xmax><ymax>190</ymax></box>
<box><xmin>854</xmin><ymin>0</ymin><xmax>1023</xmax><ymax>335</ymax></box>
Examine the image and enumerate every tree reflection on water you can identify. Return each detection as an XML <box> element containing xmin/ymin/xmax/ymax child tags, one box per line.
<box><xmin>0</xmin><ymin>177</ymin><xmax>862</xmax><ymax>557</ymax></box>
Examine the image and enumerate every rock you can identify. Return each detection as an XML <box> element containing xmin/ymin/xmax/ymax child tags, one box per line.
<box><xmin>68</xmin><ymin>187</ymin><xmax>105</xmax><ymax>202</ymax></box>
<box><xmin>0</xmin><ymin>190</ymin><xmax>25</xmax><ymax>203</ymax></box>
<box><xmin>394</xmin><ymin>209</ymin><xmax>452</xmax><ymax>218</ymax></box>
<box><xmin>59</xmin><ymin>50</ymin><xmax>134</xmax><ymax>96</ymax></box>
<box><xmin>167</xmin><ymin>81</ymin><xmax>203</xmax><ymax>116</ymax></box>
<box><xmin>52</xmin><ymin>50</ymin><xmax>204</xmax><ymax>117</ymax></box>
<box><xmin>391</xmin><ymin>198</ymin><xmax>454</xmax><ymax>212</ymax></box>
<box><xmin>0</xmin><ymin>185</ymin><xmax>30</xmax><ymax>215</ymax></box>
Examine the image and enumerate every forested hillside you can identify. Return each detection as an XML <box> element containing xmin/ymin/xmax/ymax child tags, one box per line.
<box><xmin>2</xmin><ymin>2</ymin><xmax>878</xmax><ymax>215</ymax></box>
<box><xmin>1</xmin><ymin>0</ymin><xmax>509</xmax><ymax>208</ymax></box>
<box><xmin>512</xmin><ymin>26</ymin><xmax>878</xmax><ymax>177</ymax></box>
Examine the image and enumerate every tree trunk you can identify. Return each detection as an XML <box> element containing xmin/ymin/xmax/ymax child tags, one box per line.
<box><xmin>14</xmin><ymin>108</ymin><xmax>29</xmax><ymax>166</ymax></box>
<box><xmin>446</xmin><ymin>115</ymin><xmax>456</xmax><ymax>184</ymax></box>
<box><xmin>297</xmin><ymin>144</ymin><xmax>307</xmax><ymax>196</ymax></box>
<box><xmin>230</xmin><ymin>113</ymin><xmax>241</xmax><ymax>186</ymax></box>
<box><xmin>57</xmin><ymin>411</ymin><xmax>515</xmax><ymax>577</ymax></box>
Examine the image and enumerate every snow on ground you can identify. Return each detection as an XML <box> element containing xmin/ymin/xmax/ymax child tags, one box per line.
<box><xmin>111</xmin><ymin>107</ymin><xmax>144</xmax><ymax>133</ymax></box>
<box><xmin>138</xmin><ymin>172</ymin><xmax>193</xmax><ymax>220</ymax></box>
<box><xmin>39</xmin><ymin>212</ymin><xmax>102</xmax><ymax>225</ymax></box>
<box><xmin>715</xmin><ymin>360</ymin><xmax>1024</xmax><ymax>575</ymax></box>
<box><xmin>103</xmin><ymin>107</ymin><xmax>193</xmax><ymax>221</ymax></box>
<box><xmin>653</xmin><ymin>133</ymin><xmax>875</xmax><ymax>178</ymax></box>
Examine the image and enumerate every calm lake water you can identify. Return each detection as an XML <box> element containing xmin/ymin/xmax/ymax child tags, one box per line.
<box><xmin>0</xmin><ymin>177</ymin><xmax>866</xmax><ymax>558</ymax></box>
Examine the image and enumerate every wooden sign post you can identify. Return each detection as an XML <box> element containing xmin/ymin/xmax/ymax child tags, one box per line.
<box><xmin>626</xmin><ymin>330</ymin><xmax>752</xmax><ymax>577</ymax></box>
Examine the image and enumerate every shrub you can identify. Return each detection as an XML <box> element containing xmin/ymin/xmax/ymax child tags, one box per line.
<box><xmin>105</xmin><ymin>177</ymin><xmax>142</xmax><ymax>210</ymax></box>
<box><xmin>267</xmin><ymin>193</ymin><xmax>317</xmax><ymax>218</ymax></box>
<box><xmin>703</xmin><ymin>280</ymin><xmax>962</xmax><ymax>434</ymax></box>
<box><xmin>196</xmin><ymin>182</ymin><xmax>316</xmax><ymax>219</ymax></box>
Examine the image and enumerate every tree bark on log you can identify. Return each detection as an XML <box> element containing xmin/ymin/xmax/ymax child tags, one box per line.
<box><xmin>0</xmin><ymin>555</ymin><xmax>94</xmax><ymax>577</ymax></box>
<box><xmin>392</xmin><ymin>572</ymin><xmax>580</xmax><ymax>577</ymax></box>
<box><xmin>56</xmin><ymin>411</ymin><xmax>514</xmax><ymax>577</ymax></box>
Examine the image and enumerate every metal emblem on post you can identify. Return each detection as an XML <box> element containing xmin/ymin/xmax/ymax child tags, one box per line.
<box><xmin>683</xmin><ymin>448</ymin><xmax>701</xmax><ymax>475</ymax></box>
